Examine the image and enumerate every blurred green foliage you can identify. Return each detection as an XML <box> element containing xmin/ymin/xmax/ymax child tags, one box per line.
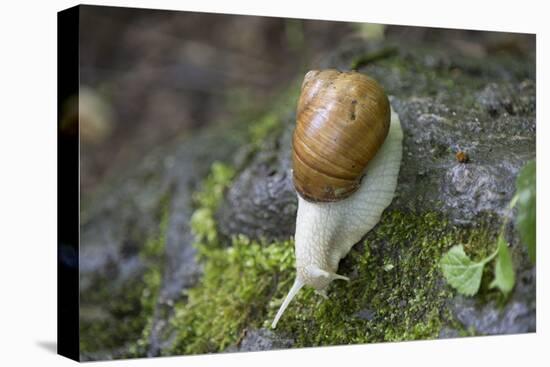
<box><xmin>516</xmin><ymin>160</ymin><xmax>536</xmax><ymax>262</ymax></box>
<box><xmin>355</xmin><ymin>23</ymin><xmax>386</xmax><ymax>41</ymax></box>
<box><xmin>248</xmin><ymin>113</ymin><xmax>280</xmax><ymax>147</ymax></box>
<box><xmin>490</xmin><ymin>236</ymin><xmax>515</xmax><ymax>296</ymax></box>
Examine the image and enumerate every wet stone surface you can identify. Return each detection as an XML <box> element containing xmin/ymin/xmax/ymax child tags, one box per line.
<box><xmin>450</xmin><ymin>266</ymin><xmax>536</xmax><ymax>335</ymax></box>
<box><xmin>218</xmin><ymin>40</ymin><xmax>535</xmax><ymax>233</ymax></box>
<box><xmin>217</xmin><ymin>39</ymin><xmax>536</xmax><ymax>341</ymax></box>
<box><xmin>80</xmin><ymin>36</ymin><xmax>535</xmax><ymax>359</ymax></box>
<box><xmin>217</xmin><ymin>126</ymin><xmax>297</xmax><ymax>242</ymax></box>
<box><xmin>225</xmin><ymin>329</ymin><xmax>294</xmax><ymax>353</ymax></box>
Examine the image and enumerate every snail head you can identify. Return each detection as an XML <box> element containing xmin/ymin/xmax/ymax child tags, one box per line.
<box><xmin>271</xmin><ymin>266</ymin><xmax>349</xmax><ymax>329</ymax></box>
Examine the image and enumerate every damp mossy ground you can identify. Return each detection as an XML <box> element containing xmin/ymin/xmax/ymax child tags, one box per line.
<box><xmin>167</xmin><ymin>235</ymin><xmax>295</xmax><ymax>355</ymax></box>
<box><xmin>167</xmin><ymin>162</ymin><xmax>295</xmax><ymax>354</ymax></box>
<box><xmin>126</xmin><ymin>194</ymin><xmax>170</xmax><ymax>357</ymax></box>
<box><xmin>79</xmin><ymin>194</ymin><xmax>170</xmax><ymax>358</ymax></box>
<box><xmin>79</xmin><ymin>276</ymin><xmax>147</xmax><ymax>355</ymax></box>
<box><xmin>80</xmin><ymin>80</ymin><xmax>298</xmax><ymax>358</ymax></box>
<box><xmin>80</xmin><ymin>134</ymin><xmax>504</xmax><ymax>357</ymax></box>
<box><xmin>189</xmin><ymin>161</ymin><xmax>236</xmax><ymax>257</ymax></box>
<box><xmin>348</xmin><ymin>44</ymin><xmax>519</xmax><ymax>108</ymax></box>
<box><xmin>268</xmin><ymin>211</ymin><xmax>498</xmax><ymax>346</ymax></box>
<box><xmin>166</xmin><ymin>162</ymin><xmax>500</xmax><ymax>354</ymax></box>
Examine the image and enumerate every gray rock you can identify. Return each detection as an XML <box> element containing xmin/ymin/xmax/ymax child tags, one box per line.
<box><xmin>451</xmin><ymin>265</ymin><xmax>536</xmax><ymax>336</ymax></box>
<box><xmin>453</xmin><ymin>299</ymin><xmax>535</xmax><ymax>336</ymax></box>
<box><xmin>217</xmin><ymin>126</ymin><xmax>297</xmax><ymax>242</ymax></box>
<box><xmin>219</xmin><ymin>43</ymin><xmax>535</xmax><ymax>231</ymax></box>
<box><xmin>438</xmin><ymin>327</ymin><xmax>460</xmax><ymax>339</ymax></box>
<box><xmin>80</xmin><ymin>33</ymin><xmax>536</xmax><ymax>358</ymax></box>
<box><xmin>216</xmin><ymin>38</ymin><xmax>536</xmax><ymax>343</ymax></box>
<box><xmin>225</xmin><ymin>329</ymin><xmax>294</xmax><ymax>353</ymax></box>
<box><xmin>476</xmin><ymin>81</ymin><xmax>535</xmax><ymax>117</ymax></box>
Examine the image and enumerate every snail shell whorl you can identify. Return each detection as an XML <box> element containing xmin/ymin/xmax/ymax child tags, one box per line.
<box><xmin>292</xmin><ymin>69</ymin><xmax>391</xmax><ymax>202</ymax></box>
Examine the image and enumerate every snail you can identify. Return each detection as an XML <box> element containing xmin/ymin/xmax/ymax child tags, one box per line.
<box><xmin>271</xmin><ymin>69</ymin><xmax>403</xmax><ymax>328</ymax></box>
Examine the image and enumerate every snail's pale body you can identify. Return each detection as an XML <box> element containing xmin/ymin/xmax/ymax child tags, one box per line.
<box><xmin>272</xmin><ymin>107</ymin><xmax>403</xmax><ymax>328</ymax></box>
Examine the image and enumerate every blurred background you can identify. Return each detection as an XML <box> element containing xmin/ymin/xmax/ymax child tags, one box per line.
<box><xmin>73</xmin><ymin>5</ymin><xmax>534</xmax><ymax>197</ymax></box>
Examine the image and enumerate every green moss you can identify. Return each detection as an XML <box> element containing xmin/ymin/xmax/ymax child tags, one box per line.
<box><xmin>167</xmin><ymin>159</ymin><xmax>500</xmax><ymax>353</ymax></box>
<box><xmin>192</xmin><ymin>162</ymin><xmax>236</xmax><ymax>212</ymax></box>
<box><xmin>169</xmin><ymin>185</ymin><xmax>498</xmax><ymax>354</ymax></box>
<box><xmin>168</xmin><ymin>235</ymin><xmax>295</xmax><ymax>355</ymax></box>
<box><xmin>168</xmin><ymin>161</ymin><xmax>291</xmax><ymax>354</ymax></box>
<box><xmin>248</xmin><ymin>113</ymin><xmax>281</xmax><ymax>147</ymax></box>
<box><xmin>352</xmin><ymin>47</ymin><xmax>490</xmax><ymax>106</ymax></box>
<box><xmin>190</xmin><ymin>162</ymin><xmax>235</xmax><ymax>256</ymax></box>
<box><xmin>166</xmin><ymin>159</ymin><xmax>500</xmax><ymax>354</ymax></box>
<box><xmin>223</xmin><ymin>75</ymin><xmax>300</xmax><ymax>155</ymax></box>
<box><xmin>266</xmin><ymin>211</ymin><xmax>497</xmax><ymax>346</ymax></box>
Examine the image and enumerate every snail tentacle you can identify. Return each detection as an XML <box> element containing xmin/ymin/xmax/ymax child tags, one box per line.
<box><xmin>271</xmin><ymin>278</ymin><xmax>304</xmax><ymax>329</ymax></box>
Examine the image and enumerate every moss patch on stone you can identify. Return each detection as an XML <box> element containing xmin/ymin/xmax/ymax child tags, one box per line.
<box><xmin>190</xmin><ymin>162</ymin><xmax>236</xmax><ymax>255</ymax></box>
<box><xmin>167</xmin><ymin>160</ymin><xmax>501</xmax><ymax>354</ymax></box>
<box><xmin>268</xmin><ymin>211</ymin><xmax>498</xmax><ymax>346</ymax></box>
<box><xmin>168</xmin><ymin>235</ymin><xmax>294</xmax><ymax>355</ymax></box>
<box><xmin>351</xmin><ymin>46</ymin><xmax>503</xmax><ymax>109</ymax></box>
<box><xmin>173</xmin><ymin>167</ymin><xmax>475</xmax><ymax>354</ymax></box>
<box><xmin>248</xmin><ymin>113</ymin><xmax>281</xmax><ymax>147</ymax></box>
<box><xmin>175</xmin><ymin>151</ymin><xmax>527</xmax><ymax>357</ymax></box>
<box><xmin>168</xmin><ymin>161</ymin><xmax>295</xmax><ymax>354</ymax></box>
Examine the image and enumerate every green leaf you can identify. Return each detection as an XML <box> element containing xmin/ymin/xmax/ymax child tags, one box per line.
<box><xmin>515</xmin><ymin>160</ymin><xmax>536</xmax><ymax>263</ymax></box>
<box><xmin>440</xmin><ymin>245</ymin><xmax>495</xmax><ymax>296</ymax></box>
<box><xmin>490</xmin><ymin>236</ymin><xmax>515</xmax><ymax>296</ymax></box>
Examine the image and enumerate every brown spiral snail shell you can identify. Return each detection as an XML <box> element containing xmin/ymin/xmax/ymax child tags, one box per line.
<box><xmin>292</xmin><ymin>69</ymin><xmax>391</xmax><ymax>202</ymax></box>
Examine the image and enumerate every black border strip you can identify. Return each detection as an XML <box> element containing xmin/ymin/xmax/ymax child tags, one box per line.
<box><xmin>57</xmin><ymin>4</ymin><xmax>80</xmax><ymax>361</ymax></box>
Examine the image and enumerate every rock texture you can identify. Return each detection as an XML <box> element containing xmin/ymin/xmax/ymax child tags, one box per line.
<box><xmin>217</xmin><ymin>39</ymin><xmax>536</xmax><ymax>343</ymax></box>
<box><xmin>225</xmin><ymin>330</ymin><xmax>294</xmax><ymax>353</ymax></box>
<box><xmin>79</xmin><ymin>34</ymin><xmax>535</xmax><ymax>359</ymax></box>
<box><xmin>217</xmin><ymin>127</ymin><xmax>297</xmax><ymax>241</ymax></box>
<box><xmin>219</xmin><ymin>40</ymin><xmax>536</xmax><ymax>237</ymax></box>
